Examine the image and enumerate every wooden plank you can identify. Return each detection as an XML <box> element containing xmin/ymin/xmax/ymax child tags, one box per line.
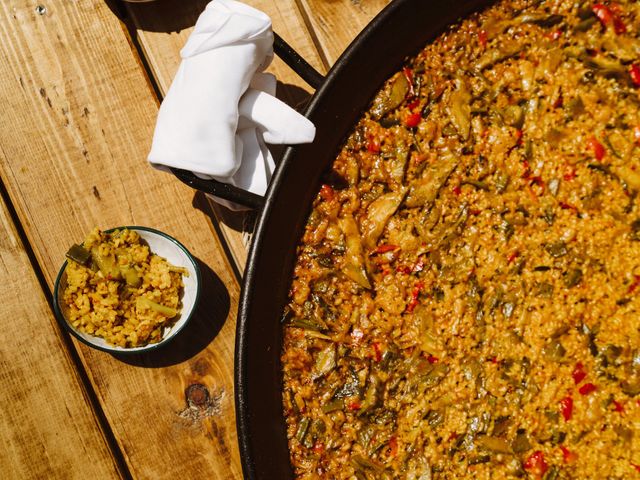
<box><xmin>0</xmin><ymin>197</ymin><xmax>121</xmax><ymax>479</ymax></box>
<box><xmin>297</xmin><ymin>0</ymin><xmax>391</xmax><ymax>65</ymax></box>
<box><xmin>124</xmin><ymin>0</ymin><xmax>326</xmax><ymax>271</ymax></box>
<box><xmin>0</xmin><ymin>1</ymin><xmax>242</xmax><ymax>478</ymax></box>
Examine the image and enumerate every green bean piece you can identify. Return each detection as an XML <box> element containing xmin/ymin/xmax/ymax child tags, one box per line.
<box><xmin>322</xmin><ymin>399</ymin><xmax>345</xmax><ymax>414</ymax></box>
<box><xmin>295</xmin><ymin>417</ymin><xmax>310</xmax><ymax>442</ymax></box>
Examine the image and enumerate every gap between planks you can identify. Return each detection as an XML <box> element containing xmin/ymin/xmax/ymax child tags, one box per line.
<box><xmin>0</xmin><ymin>176</ymin><xmax>133</xmax><ymax>480</ymax></box>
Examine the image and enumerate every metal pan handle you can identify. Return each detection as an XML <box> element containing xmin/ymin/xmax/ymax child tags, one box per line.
<box><xmin>171</xmin><ymin>34</ymin><xmax>325</xmax><ymax>210</ymax></box>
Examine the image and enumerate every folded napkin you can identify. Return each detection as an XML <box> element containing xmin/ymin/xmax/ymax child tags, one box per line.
<box><xmin>148</xmin><ymin>0</ymin><xmax>316</xmax><ymax>210</ymax></box>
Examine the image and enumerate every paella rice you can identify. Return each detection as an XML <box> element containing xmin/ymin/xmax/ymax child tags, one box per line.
<box><xmin>281</xmin><ymin>0</ymin><xmax>640</xmax><ymax>478</ymax></box>
<box><xmin>62</xmin><ymin>227</ymin><xmax>186</xmax><ymax>347</ymax></box>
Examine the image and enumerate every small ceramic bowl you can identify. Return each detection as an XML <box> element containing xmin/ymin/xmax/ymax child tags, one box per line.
<box><xmin>53</xmin><ymin>226</ymin><xmax>201</xmax><ymax>354</ymax></box>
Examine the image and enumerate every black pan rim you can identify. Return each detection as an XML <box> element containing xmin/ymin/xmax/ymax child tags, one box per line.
<box><xmin>234</xmin><ymin>1</ymin><xmax>408</xmax><ymax>476</ymax></box>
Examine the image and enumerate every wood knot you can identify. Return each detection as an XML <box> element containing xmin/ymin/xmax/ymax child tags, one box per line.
<box><xmin>185</xmin><ymin>383</ymin><xmax>210</xmax><ymax>409</ymax></box>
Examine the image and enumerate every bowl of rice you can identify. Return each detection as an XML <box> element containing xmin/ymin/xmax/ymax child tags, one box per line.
<box><xmin>53</xmin><ymin>226</ymin><xmax>201</xmax><ymax>353</ymax></box>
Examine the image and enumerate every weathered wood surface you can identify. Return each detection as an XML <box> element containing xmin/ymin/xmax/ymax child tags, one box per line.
<box><xmin>0</xmin><ymin>0</ymin><xmax>390</xmax><ymax>477</ymax></box>
<box><xmin>0</xmin><ymin>0</ymin><xmax>241</xmax><ymax>478</ymax></box>
<box><xmin>298</xmin><ymin>0</ymin><xmax>392</xmax><ymax>65</ymax></box>
<box><xmin>0</xmin><ymin>197</ymin><xmax>122</xmax><ymax>479</ymax></box>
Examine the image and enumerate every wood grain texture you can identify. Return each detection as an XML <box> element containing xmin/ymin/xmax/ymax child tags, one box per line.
<box><xmin>0</xmin><ymin>1</ymin><xmax>241</xmax><ymax>478</ymax></box>
<box><xmin>124</xmin><ymin>0</ymin><xmax>327</xmax><ymax>271</ymax></box>
<box><xmin>0</xmin><ymin>198</ymin><xmax>121</xmax><ymax>479</ymax></box>
<box><xmin>297</xmin><ymin>0</ymin><xmax>392</xmax><ymax>65</ymax></box>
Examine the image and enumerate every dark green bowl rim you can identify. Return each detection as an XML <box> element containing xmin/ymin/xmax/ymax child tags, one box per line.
<box><xmin>53</xmin><ymin>226</ymin><xmax>202</xmax><ymax>354</ymax></box>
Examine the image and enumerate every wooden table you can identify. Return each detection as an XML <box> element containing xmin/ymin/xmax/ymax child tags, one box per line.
<box><xmin>0</xmin><ymin>0</ymin><xmax>390</xmax><ymax>477</ymax></box>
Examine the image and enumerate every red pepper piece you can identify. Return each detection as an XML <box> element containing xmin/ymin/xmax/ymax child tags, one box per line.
<box><xmin>372</xmin><ymin>342</ymin><xmax>383</xmax><ymax>362</ymax></box>
<box><xmin>407</xmin><ymin>97</ymin><xmax>420</xmax><ymax>110</ymax></box>
<box><xmin>478</xmin><ymin>29</ymin><xmax>488</xmax><ymax>48</ymax></box>
<box><xmin>628</xmin><ymin>274</ymin><xmax>640</xmax><ymax>294</ymax></box>
<box><xmin>515</xmin><ymin>128</ymin><xmax>523</xmax><ymax>145</ymax></box>
<box><xmin>572</xmin><ymin>362</ymin><xmax>587</xmax><ymax>384</ymax></box>
<box><xmin>347</xmin><ymin>400</ymin><xmax>361</xmax><ymax>411</ymax></box>
<box><xmin>367</xmin><ymin>137</ymin><xmax>381</xmax><ymax>153</ymax></box>
<box><xmin>406</xmin><ymin>281</ymin><xmax>424</xmax><ymax>313</ymax></box>
<box><xmin>587</xmin><ymin>136</ymin><xmax>605</xmax><ymax>160</ymax></box>
<box><xmin>524</xmin><ymin>451</ymin><xmax>549</xmax><ymax>477</ymax></box>
<box><xmin>559</xmin><ymin>396</ymin><xmax>573</xmax><ymax>421</ymax></box>
<box><xmin>552</xmin><ymin>93</ymin><xmax>563</xmax><ymax>108</ymax></box>
<box><xmin>319</xmin><ymin>184</ymin><xmax>335</xmax><ymax>202</ymax></box>
<box><xmin>402</xmin><ymin>67</ymin><xmax>416</xmax><ymax>97</ymax></box>
<box><xmin>396</xmin><ymin>265</ymin><xmax>412</xmax><ymax>275</ymax></box>
<box><xmin>560</xmin><ymin>446</ymin><xmax>577</xmax><ymax>463</ymax></box>
<box><xmin>547</xmin><ymin>29</ymin><xmax>562</xmax><ymax>41</ymax></box>
<box><xmin>374</xmin><ymin>244</ymin><xmax>399</xmax><ymax>254</ymax></box>
<box><xmin>579</xmin><ymin>383</ymin><xmax>597</xmax><ymax>395</ymax></box>
<box><xmin>559</xmin><ymin>201</ymin><xmax>578</xmax><ymax>213</ymax></box>
<box><xmin>452</xmin><ymin>185</ymin><xmax>462</xmax><ymax>196</ymax></box>
<box><xmin>632</xmin><ymin>463</ymin><xmax>640</xmax><ymax>473</ymax></box>
<box><xmin>313</xmin><ymin>442</ymin><xmax>325</xmax><ymax>454</ymax></box>
<box><xmin>612</xmin><ymin>400</ymin><xmax>624</xmax><ymax>413</ymax></box>
<box><xmin>630</xmin><ymin>64</ymin><xmax>640</xmax><ymax>87</ymax></box>
<box><xmin>388</xmin><ymin>436</ymin><xmax>399</xmax><ymax>457</ymax></box>
<box><xmin>380</xmin><ymin>264</ymin><xmax>392</xmax><ymax>277</ymax></box>
<box><xmin>593</xmin><ymin>3</ymin><xmax>626</xmax><ymax>34</ymax></box>
<box><xmin>404</xmin><ymin>112</ymin><xmax>421</xmax><ymax>128</ymax></box>
<box><xmin>426</xmin><ymin>354</ymin><xmax>439</xmax><ymax>364</ymax></box>
<box><xmin>507</xmin><ymin>251</ymin><xmax>520</xmax><ymax>264</ymax></box>
<box><xmin>563</xmin><ymin>167</ymin><xmax>576</xmax><ymax>181</ymax></box>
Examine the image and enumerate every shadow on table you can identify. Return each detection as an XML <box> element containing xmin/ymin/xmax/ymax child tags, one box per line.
<box><xmin>104</xmin><ymin>0</ymin><xmax>317</xmax><ymax>107</ymax></box>
<box><xmin>114</xmin><ymin>254</ymin><xmax>231</xmax><ymax>367</ymax></box>
<box><xmin>105</xmin><ymin>0</ymin><xmax>209</xmax><ymax>33</ymax></box>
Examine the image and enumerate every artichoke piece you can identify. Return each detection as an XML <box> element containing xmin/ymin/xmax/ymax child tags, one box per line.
<box><xmin>421</xmin><ymin>363</ymin><xmax>449</xmax><ymax>389</ymax></box>
<box><xmin>605</xmin><ymin>131</ymin><xmax>631</xmax><ymax>160</ymax></box>
<box><xmin>405</xmin><ymin>153</ymin><xmax>458</xmax><ymax>208</ymax></box>
<box><xmin>564</xmin><ymin>268</ymin><xmax>583</xmax><ymax>288</ymax></box>
<box><xmin>512</xmin><ymin>431</ymin><xmax>532</xmax><ymax>453</ymax></box>
<box><xmin>502</xmin><ymin>105</ymin><xmax>524</xmax><ymax>129</ymax></box>
<box><xmin>389</xmin><ymin>143</ymin><xmax>410</xmax><ymax>184</ymax></box>
<box><xmin>545</xmin><ymin>241</ymin><xmax>568</xmax><ymax>258</ymax></box>
<box><xmin>447</xmin><ymin>77</ymin><xmax>471</xmax><ymax>140</ymax></box>
<box><xmin>612</xmin><ymin>166</ymin><xmax>640</xmax><ymax>191</ymax></box>
<box><xmin>120</xmin><ymin>265</ymin><xmax>142</xmax><ymax>288</ymax></box>
<box><xmin>542</xmin><ymin>338</ymin><xmax>566</xmax><ymax>361</ymax></box>
<box><xmin>371</xmin><ymin>73</ymin><xmax>409</xmax><ymax>120</ymax></box>
<box><xmin>475</xmin><ymin>44</ymin><xmax>523</xmax><ymax>71</ymax></box>
<box><xmin>90</xmin><ymin>247</ymin><xmax>121</xmax><ymax>280</ymax></box>
<box><xmin>339</xmin><ymin>214</ymin><xmax>372</xmax><ymax>289</ymax></box>
<box><xmin>361</xmin><ymin>188</ymin><xmax>407</xmax><ymax>250</ymax></box>
<box><xmin>313</xmin><ymin>344</ymin><xmax>336</xmax><ymax>379</ymax></box>
<box><xmin>475</xmin><ymin>435</ymin><xmax>512</xmax><ymax>454</ymax></box>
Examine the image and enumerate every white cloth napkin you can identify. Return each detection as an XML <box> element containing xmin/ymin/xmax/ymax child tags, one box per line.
<box><xmin>148</xmin><ymin>0</ymin><xmax>316</xmax><ymax>210</ymax></box>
